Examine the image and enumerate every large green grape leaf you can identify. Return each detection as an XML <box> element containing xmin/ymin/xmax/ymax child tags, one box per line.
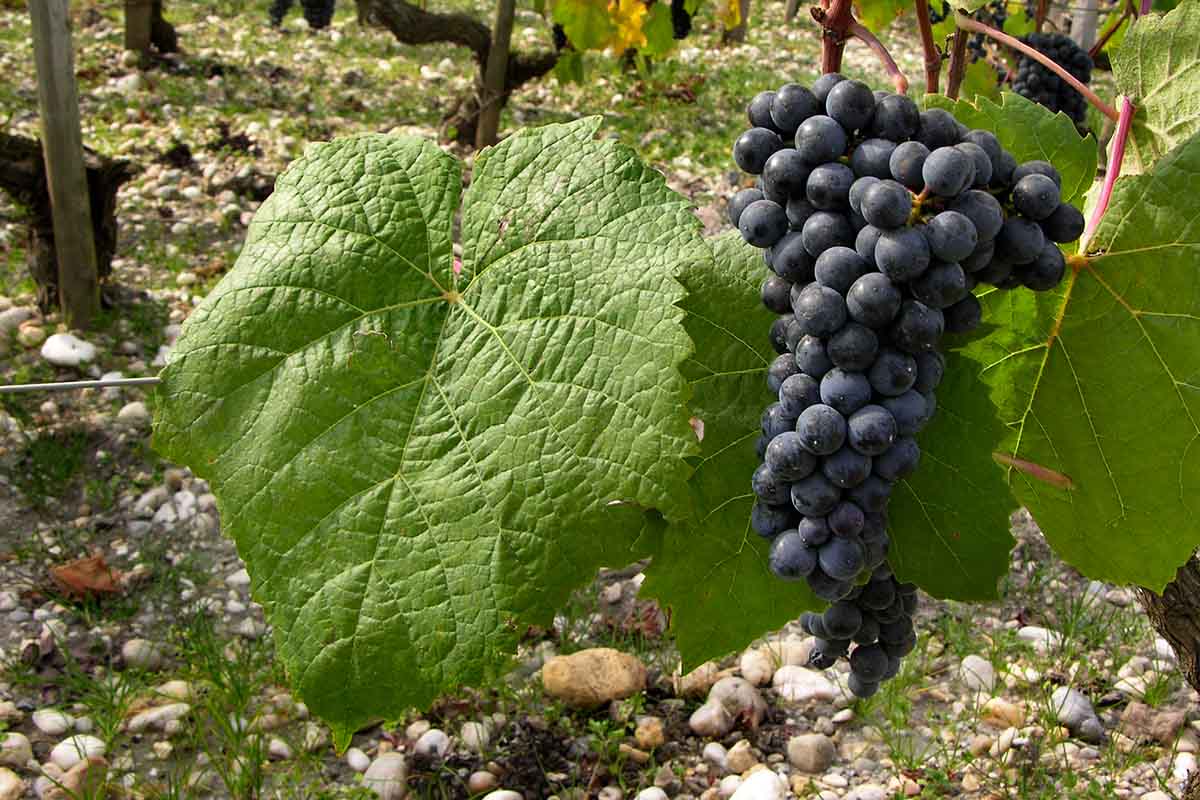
<box><xmin>856</xmin><ymin>0</ymin><xmax>908</xmax><ymax>33</ymax></box>
<box><xmin>153</xmin><ymin>118</ymin><xmax>703</xmax><ymax>743</ymax></box>
<box><xmin>640</xmin><ymin>233</ymin><xmax>1017</xmax><ymax>671</ymax></box>
<box><xmin>969</xmin><ymin>134</ymin><xmax>1200</xmax><ymax>590</ymax></box>
<box><xmin>923</xmin><ymin>92</ymin><xmax>1098</xmax><ymax>210</ymax></box>
<box><xmin>1112</xmin><ymin>1</ymin><xmax>1200</xmax><ymax>175</ymax></box>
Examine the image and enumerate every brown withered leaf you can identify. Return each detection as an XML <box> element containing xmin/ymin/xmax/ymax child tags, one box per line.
<box><xmin>50</xmin><ymin>554</ymin><xmax>124</xmax><ymax>599</ymax></box>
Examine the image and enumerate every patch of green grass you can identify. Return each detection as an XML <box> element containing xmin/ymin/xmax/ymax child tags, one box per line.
<box><xmin>12</xmin><ymin>427</ymin><xmax>90</xmax><ymax>507</ymax></box>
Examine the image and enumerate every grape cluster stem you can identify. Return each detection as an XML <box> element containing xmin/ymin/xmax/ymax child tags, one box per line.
<box><xmin>848</xmin><ymin>21</ymin><xmax>910</xmax><ymax>94</ymax></box>
<box><xmin>953</xmin><ymin>13</ymin><xmax>1120</xmax><ymax>122</ymax></box>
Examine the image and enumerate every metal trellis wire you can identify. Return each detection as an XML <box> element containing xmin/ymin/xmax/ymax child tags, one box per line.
<box><xmin>0</xmin><ymin>377</ymin><xmax>162</xmax><ymax>394</ymax></box>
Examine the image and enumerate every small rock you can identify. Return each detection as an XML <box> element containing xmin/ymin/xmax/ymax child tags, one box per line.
<box><xmin>49</xmin><ymin>735</ymin><xmax>106</xmax><ymax>771</ymax></box>
<box><xmin>990</xmin><ymin>727</ymin><xmax>1017</xmax><ymax>757</ymax></box>
<box><xmin>268</xmin><ymin>737</ymin><xmax>293</xmax><ymax>760</ymax></box>
<box><xmin>1120</xmin><ymin>701</ymin><xmax>1185</xmax><ymax>745</ymax></box>
<box><xmin>726</xmin><ymin>740</ymin><xmax>758</xmax><ymax>773</ymax></box>
<box><xmin>958</xmin><ymin>655</ymin><xmax>996</xmax><ymax>693</ymax></box>
<box><xmin>414</xmin><ymin>728</ymin><xmax>450</xmax><ymax>759</ymax></box>
<box><xmin>1051</xmin><ymin>687</ymin><xmax>1104</xmax><ymax>743</ymax></box>
<box><xmin>967</xmin><ymin>734</ymin><xmax>992</xmax><ymax>756</ymax></box>
<box><xmin>788</xmin><ymin>733</ymin><xmax>836</xmax><ymax>773</ymax></box>
<box><xmin>0</xmin><ymin>307</ymin><xmax>34</xmax><ymax>333</ymax></box>
<box><xmin>461</xmin><ymin>721</ymin><xmax>491</xmax><ymax>753</ymax></box>
<box><xmin>709</xmin><ymin>677</ymin><xmax>767</xmax><ymax>728</ymax></box>
<box><xmin>1114</xmin><ymin>673</ymin><xmax>1156</xmax><ymax>700</ymax></box>
<box><xmin>17</xmin><ymin>323</ymin><xmax>46</xmax><ymax>348</ymax></box>
<box><xmin>635</xmin><ymin>716</ymin><xmax>666</xmax><ymax>749</ymax></box>
<box><xmin>740</xmin><ymin>648</ymin><xmax>776</xmax><ymax>686</ymax></box>
<box><xmin>127</xmin><ymin>702</ymin><xmax>190</xmax><ymax>733</ymax></box>
<box><xmin>40</xmin><ymin>756</ymin><xmax>106</xmax><ymax>800</ymax></box>
<box><xmin>121</xmin><ymin>638</ymin><xmax>165</xmax><ymax>670</ymax></box>
<box><xmin>32</xmin><ymin>709</ymin><xmax>75</xmax><ymax>736</ymax></box>
<box><xmin>0</xmin><ymin>593</ymin><xmax>15</xmax><ymax>613</ymax></box>
<box><xmin>346</xmin><ymin>747</ymin><xmax>371</xmax><ymax>772</ymax></box>
<box><xmin>0</xmin><ymin>733</ymin><xmax>31</xmax><ymax>769</ymax></box>
<box><xmin>0</xmin><ymin>702</ymin><xmax>21</xmax><ymax>724</ymax></box>
<box><xmin>468</xmin><ymin>771</ymin><xmax>499</xmax><ymax>793</ymax></box>
<box><xmin>703</xmin><ymin>741</ymin><xmax>728</xmax><ymax>770</ymax></box>
<box><xmin>981</xmin><ymin>697</ymin><xmax>1025</xmax><ymax>729</ymax></box>
<box><xmin>482</xmin><ymin>792</ymin><xmax>522</xmax><ymax>800</ymax></box>
<box><xmin>542</xmin><ymin>648</ymin><xmax>647</xmax><ymax>707</ymax></box>
<box><xmin>1017</xmin><ymin>625</ymin><xmax>1062</xmax><ymax>653</ymax></box>
<box><xmin>363</xmin><ymin>752</ymin><xmax>408</xmax><ymax>799</ymax></box>
<box><xmin>636</xmin><ymin>789</ymin><xmax>669</xmax><ymax>800</ymax></box>
<box><xmin>41</xmin><ymin>333</ymin><xmax>97</xmax><ymax>367</ymax></box>
<box><xmin>1155</xmin><ymin>638</ymin><xmax>1177</xmax><ymax>664</ymax></box>
<box><xmin>405</xmin><ymin>720</ymin><xmax>431</xmax><ymax>739</ymax></box>
<box><xmin>0</xmin><ymin>768</ymin><xmax>24</xmax><ymax>800</ymax></box>
<box><xmin>226</xmin><ymin>568</ymin><xmax>251</xmax><ymax>588</ymax></box>
<box><xmin>689</xmin><ymin>700</ymin><xmax>734</xmax><ymax>738</ymax></box>
<box><xmin>116</xmin><ymin>401</ymin><xmax>151</xmax><ymax>426</ymax></box>
<box><xmin>155</xmin><ymin>680</ymin><xmax>195</xmax><ymax>701</ymax></box>
<box><xmin>729</xmin><ymin>768</ymin><xmax>787</xmax><ymax>800</ymax></box>
<box><xmin>1175</xmin><ymin>752</ymin><xmax>1198</xmax><ymax>783</ymax></box>
<box><xmin>832</xmin><ymin>709</ymin><xmax>854</xmax><ymax>724</ymax></box>
<box><xmin>773</xmin><ymin>666</ymin><xmax>837</xmax><ymax>703</ymax></box>
<box><xmin>677</xmin><ymin>661</ymin><xmax>722</xmax><ymax>697</ymax></box>
<box><xmin>618</xmin><ymin>743</ymin><xmax>651</xmax><ymax>764</ymax></box>
<box><xmin>719</xmin><ymin>774</ymin><xmax>742</xmax><ymax>797</ymax></box>
<box><xmin>116</xmin><ymin>73</ymin><xmax>144</xmax><ymax>95</ymax></box>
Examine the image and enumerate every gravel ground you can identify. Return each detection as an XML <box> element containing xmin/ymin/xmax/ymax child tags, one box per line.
<box><xmin>0</xmin><ymin>2</ymin><xmax>1176</xmax><ymax>799</ymax></box>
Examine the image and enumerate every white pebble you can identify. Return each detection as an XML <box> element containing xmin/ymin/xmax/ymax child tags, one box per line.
<box><xmin>41</xmin><ymin>333</ymin><xmax>97</xmax><ymax>367</ymax></box>
<box><xmin>414</xmin><ymin>728</ymin><xmax>450</xmax><ymax>759</ymax></box>
<box><xmin>49</xmin><ymin>735</ymin><xmax>106</xmax><ymax>770</ymax></box>
<box><xmin>32</xmin><ymin>709</ymin><xmax>74</xmax><ymax>736</ymax></box>
<box><xmin>345</xmin><ymin>747</ymin><xmax>370</xmax><ymax>772</ymax></box>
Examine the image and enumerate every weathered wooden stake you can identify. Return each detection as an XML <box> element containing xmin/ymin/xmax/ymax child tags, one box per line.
<box><xmin>475</xmin><ymin>0</ymin><xmax>515</xmax><ymax>149</ymax></box>
<box><xmin>124</xmin><ymin>0</ymin><xmax>154</xmax><ymax>62</ymax></box>
<box><xmin>28</xmin><ymin>0</ymin><xmax>100</xmax><ymax>329</ymax></box>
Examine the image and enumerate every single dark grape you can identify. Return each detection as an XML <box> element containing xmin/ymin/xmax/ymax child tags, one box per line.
<box><xmin>767</xmin><ymin>352</ymin><xmax>799</xmax><ymax>393</ymax></box>
<box><xmin>739</xmin><ymin>199</ymin><xmax>788</xmax><ymax>248</ymax></box>
<box><xmin>881</xmin><ymin>390</ymin><xmax>930</xmax><ymax>436</ymax></box>
<box><xmin>771</xmin><ymin>83</ymin><xmax>821</xmax><ymax>135</ymax></box>
<box><xmin>807</xmin><ymin>162</ymin><xmax>856</xmax><ymax>210</ymax></box>
<box><xmin>793</xmin><ymin>283</ymin><xmax>848</xmax><ymax>337</ymax></box>
<box><xmin>1012</xmin><ymin>173</ymin><xmax>1061</xmax><ymax>220</ymax></box>
<box><xmin>873</xmin><ymin>436</ymin><xmax>921</xmax><ymax>480</ymax></box>
<box><xmin>734</xmin><ymin>127</ymin><xmax>784</xmax><ymax>175</ymax></box>
<box><xmin>797</xmin><ymin>403</ymin><xmax>848</xmax><ymax>455</ymax></box>
<box><xmin>850</xmin><ymin>138</ymin><xmax>897</xmax><ymax>179</ymax></box>
<box><xmin>825</xmin><ymin>79</ymin><xmax>876</xmax><ymax>133</ymax></box>
<box><xmin>812</xmin><ymin>72</ymin><xmax>846</xmax><ymax>106</ymax></box>
<box><xmin>819</xmin><ymin>535</ymin><xmax>866</xmax><ymax>581</ymax></box>
<box><xmin>875</xmin><ymin>228</ymin><xmax>931</xmax><ymax>282</ymax></box>
<box><xmin>747</xmin><ymin>90</ymin><xmax>779</xmax><ymax>130</ymax></box>
<box><xmin>762</xmin><ymin>401</ymin><xmax>798</xmax><ymax>438</ymax></box>
<box><xmin>820</xmin><ymin>368</ymin><xmax>873</xmax><ymax>416</ymax></box>
<box><xmin>860</xmin><ymin>179</ymin><xmax>912</xmax><ymax>230</ymax></box>
<box><xmin>910</xmin><ymin>261</ymin><xmax>968</xmax><ymax>310</ymax></box>
<box><xmin>847</xmin><ymin>404</ymin><xmax>898</xmax><ymax>456</ymax></box>
<box><xmin>889</xmin><ymin>140</ymin><xmax>930</xmax><ymax>191</ymax></box>
<box><xmin>791</xmin><ymin>472</ymin><xmax>842</xmax><ymax>516</ymax></box>
<box><xmin>867</xmin><ymin>347</ymin><xmax>917</xmax><ymax>396</ymax></box>
<box><xmin>802</xmin><ymin>211</ymin><xmax>856</xmax><ymax>256</ymax></box>
<box><xmin>995</xmin><ymin>216</ymin><xmax>1046</xmax><ymax>264</ymax></box>
<box><xmin>752</xmin><ymin>462</ymin><xmax>791</xmax><ymax>505</ymax></box>
<box><xmin>913</xmin><ymin>350</ymin><xmax>944</xmax><ymax>393</ymax></box>
<box><xmin>769</xmin><ymin>314</ymin><xmax>793</xmax><ymax>354</ymax></box>
<box><xmin>729</xmin><ymin>188</ymin><xmax>764</xmax><ymax>227</ymax></box>
<box><xmin>823</xmin><ymin>600</ymin><xmax>864</xmax><ymax>638</ymax></box>
<box><xmin>871</xmin><ymin>94</ymin><xmax>919</xmax><ymax>141</ymax></box>
<box><xmin>828</xmin><ymin>500</ymin><xmax>865</xmax><ymax>537</ymax></box>
<box><xmin>794</xmin><ymin>334</ymin><xmax>833</xmax><ymax>379</ymax></box>
<box><xmin>827</xmin><ymin>323</ymin><xmax>878</xmax><ymax>371</ymax></box>
<box><xmin>855</xmin><ymin>225</ymin><xmax>883</xmax><ymax>267</ymax></box>
<box><xmin>955</xmin><ymin>141</ymin><xmax>993</xmax><ymax>187</ymax></box>
<box><xmin>769</xmin><ymin>531</ymin><xmax>818</xmax><ymax>579</ymax></box>
<box><xmin>1040</xmin><ymin>202</ymin><xmax>1085</xmax><ymax>243</ymax></box>
<box><xmin>762</xmin><ymin>149</ymin><xmax>812</xmax><ymax>200</ymax></box>
<box><xmin>822</xmin><ymin>445</ymin><xmax>873</xmax><ymax>488</ymax></box>
<box><xmin>961</xmin><ymin>239</ymin><xmax>995</xmax><ymax>273</ymax></box>
<box><xmin>849</xmin><ymin>176</ymin><xmax>879</xmax><ymax>216</ymax></box>
<box><xmin>797</xmin><ymin>515</ymin><xmax>832</xmax><ymax>548</ymax></box>
<box><xmin>889</xmin><ymin>299</ymin><xmax>944</xmax><ymax>353</ymax></box>
<box><xmin>786</xmin><ymin>196</ymin><xmax>818</xmax><ymax>231</ymax></box>
<box><xmin>943</xmin><ymin>293</ymin><xmax>983</xmax><ymax>333</ymax></box>
<box><xmin>751</xmin><ymin>500</ymin><xmax>795</xmax><ymax>538</ymax></box>
<box><xmin>815</xmin><ymin>246</ymin><xmax>869</xmax><ymax>294</ymax></box>
<box><xmin>950</xmin><ymin>190</ymin><xmax>1005</xmax><ymax>242</ymax></box>
<box><xmin>1012</xmin><ymin>159</ymin><xmax>1062</xmax><ymax>189</ymax></box>
<box><xmin>922</xmin><ymin>146</ymin><xmax>975</xmax><ymax>197</ymax></box>
<box><xmin>923</xmin><ymin>210</ymin><xmax>978</xmax><ymax>262</ymax></box>
<box><xmin>761</xmin><ymin>275</ymin><xmax>793</xmax><ymax>314</ymax></box>
<box><xmin>768</xmin><ymin>232</ymin><xmax>815</xmax><ymax>283</ymax></box>
<box><xmin>765</xmin><ymin>431</ymin><xmax>818</xmax><ymax>480</ymax></box>
<box><xmin>1017</xmin><ymin>242</ymin><xmax>1066</xmax><ymax>291</ymax></box>
<box><xmin>795</xmin><ymin>115</ymin><xmax>848</xmax><ymax>165</ymax></box>
<box><xmin>848</xmin><ymin>474</ymin><xmax>892</xmax><ymax>512</ymax></box>
<box><xmin>850</xmin><ymin>642</ymin><xmax>889</xmax><ymax>682</ymax></box>
<box><xmin>779</xmin><ymin>373</ymin><xmax>822</xmax><ymax>417</ymax></box>
<box><xmin>846</xmin><ymin>272</ymin><xmax>902</xmax><ymax>328</ymax></box>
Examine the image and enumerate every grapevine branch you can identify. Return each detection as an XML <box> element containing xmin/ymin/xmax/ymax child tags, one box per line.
<box><xmin>1089</xmin><ymin>0</ymin><xmax>1132</xmax><ymax>58</ymax></box>
<box><xmin>812</xmin><ymin>0</ymin><xmax>854</xmax><ymax>73</ymax></box>
<box><xmin>954</xmin><ymin>13</ymin><xmax>1120</xmax><ymax>121</ymax></box>
<box><xmin>913</xmin><ymin>0</ymin><xmax>941</xmax><ymax>93</ymax></box>
<box><xmin>1082</xmin><ymin>95</ymin><xmax>1134</xmax><ymax>246</ymax></box>
<box><xmin>848</xmin><ymin>21</ymin><xmax>910</xmax><ymax>93</ymax></box>
<box><xmin>945</xmin><ymin>28</ymin><xmax>968</xmax><ymax>99</ymax></box>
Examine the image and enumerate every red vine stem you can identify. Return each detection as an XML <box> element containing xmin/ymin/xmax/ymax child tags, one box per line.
<box><xmin>954</xmin><ymin>13</ymin><xmax>1120</xmax><ymax>121</ymax></box>
<box><xmin>848</xmin><ymin>21</ymin><xmax>910</xmax><ymax>93</ymax></box>
<box><xmin>813</xmin><ymin>0</ymin><xmax>853</xmax><ymax>73</ymax></box>
<box><xmin>1089</xmin><ymin>4</ymin><xmax>1131</xmax><ymax>59</ymax></box>
<box><xmin>945</xmin><ymin>28</ymin><xmax>968</xmax><ymax>99</ymax></box>
<box><xmin>1082</xmin><ymin>95</ymin><xmax>1134</xmax><ymax>247</ymax></box>
<box><xmin>1035</xmin><ymin>0</ymin><xmax>1049</xmax><ymax>33</ymax></box>
<box><xmin>913</xmin><ymin>0</ymin><xmax>941</xmax><ymax>93</ymax></box>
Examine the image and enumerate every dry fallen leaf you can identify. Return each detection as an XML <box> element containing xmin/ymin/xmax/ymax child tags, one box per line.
<box><xmin>50</xmin><ymin>554</ymin><xmax>124</xmax><ymax>599</ymax></box>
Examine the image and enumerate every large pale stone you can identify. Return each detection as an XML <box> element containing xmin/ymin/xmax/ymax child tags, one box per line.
<box><xmin>542</xmin><ymin>648</ymin><xmax>646</xmax><ymax>707</ymax></box>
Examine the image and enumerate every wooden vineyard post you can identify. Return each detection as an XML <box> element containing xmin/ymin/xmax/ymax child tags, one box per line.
<box><xmin>28</xmin><ymin>0</ymin><xmax>100</xmax><ymax>329</ymax></box>
<box><xmin>124</xmin><ymin>0</ymin><xmax>154</xmax><ymax>63</ymax></box>
<box><xmin>475</xmin><ymin>0</ymin><xmax>515</xmax><ymax>148</ymax></box>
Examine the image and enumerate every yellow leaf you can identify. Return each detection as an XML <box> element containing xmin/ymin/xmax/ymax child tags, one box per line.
<box><xmin>608</xmin><ymin>0</ymin><xmax>648</xmax><ymax>52</ymax></box>
<box><xmin>720</xmin><ymin>0</ymin><xmax>741</xmax><ymax>29</ymax></box>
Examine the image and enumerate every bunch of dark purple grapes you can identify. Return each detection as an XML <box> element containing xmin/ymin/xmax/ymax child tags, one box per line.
<box><xmin>1012</xmin><ymin>33</ymin><xmax>1094</xmax><ymax>127</ymax></box>
<box><xmin>731</xmin><ymin>74</ymin><xmax>1084</xmax><ymax>698</ymax></box>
